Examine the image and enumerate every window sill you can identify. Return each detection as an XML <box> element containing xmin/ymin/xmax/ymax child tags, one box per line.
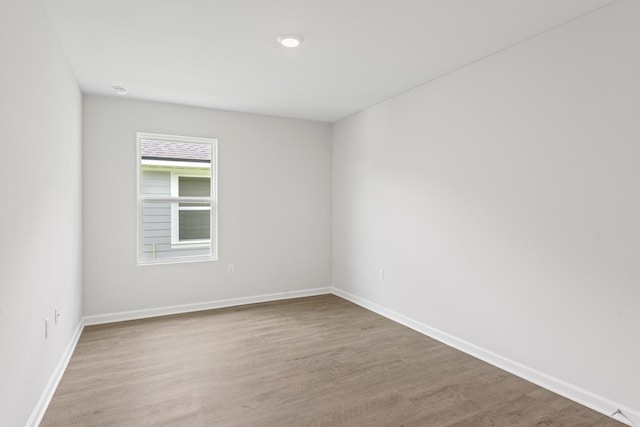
<box><xmin>137</xmin><ymin>254</ymin><xmax>217</xmax><ymax>266</ymax></box>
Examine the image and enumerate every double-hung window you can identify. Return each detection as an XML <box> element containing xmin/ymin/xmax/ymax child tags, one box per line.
<box><xmin>137</xmin><ymin>133</ymin><xmax>217</xmax><ymax>264</ymax></box>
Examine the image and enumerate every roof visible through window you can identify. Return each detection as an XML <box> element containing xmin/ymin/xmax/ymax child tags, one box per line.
<box><xmin>140</xmin><ymin>140</ymin><xmax>211</xmax><ymax>163</ymax></box>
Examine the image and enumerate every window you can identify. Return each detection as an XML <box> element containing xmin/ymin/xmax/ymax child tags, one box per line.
<box><xmin>137</xmin><ymin>133</ymin><xmax>217</xmax><ymax>264</ymax></box>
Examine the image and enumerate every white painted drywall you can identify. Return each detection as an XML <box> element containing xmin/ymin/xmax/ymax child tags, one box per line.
<box><xmin>83</xmin><ymin>96</ymin><xmax>331</xmax><ymax>316</ymax></box>
<box><xmin>333</xmin><ymin>0</ymin><xmax>639</xmax><ymax>416</ymax></box>
<box><xmin>0</xmin><ymin>0</ymin><xmax>83</xmax><ymax>425</ymax></box>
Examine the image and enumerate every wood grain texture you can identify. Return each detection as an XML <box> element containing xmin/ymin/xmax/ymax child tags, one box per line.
<box><xmin>41</xmin><ymin>295</ymin><xmax>622</xmax><ymax>426</ymax></box>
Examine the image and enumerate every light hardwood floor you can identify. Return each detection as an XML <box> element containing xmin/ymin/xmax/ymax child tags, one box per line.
<box><xmin>42</xmin><ymin>295</ymin><xmax>622</xmax><ymax>426</ymax></box>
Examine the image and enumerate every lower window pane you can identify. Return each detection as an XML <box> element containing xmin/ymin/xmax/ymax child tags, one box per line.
<box><xmin>141</xmin><ymin>202</ymin><xmax>211</xmax><ymax>261</ymax></box>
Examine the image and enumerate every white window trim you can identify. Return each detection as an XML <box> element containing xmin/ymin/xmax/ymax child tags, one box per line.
<box><xmin>136</xmin><ymin>132</ymin><xmax>218</xmax><ymax>266</ymax></box>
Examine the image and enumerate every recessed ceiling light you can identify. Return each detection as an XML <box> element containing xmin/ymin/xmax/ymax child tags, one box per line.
<box><xmin>277</xmin><ymin>34</ymin><xmax>303</xmax><ymax>48</ymax></box>
<box><xmin>113</xmin><ymin>85</ymin><xmax>128</xmax><ymax>95</ymax></box>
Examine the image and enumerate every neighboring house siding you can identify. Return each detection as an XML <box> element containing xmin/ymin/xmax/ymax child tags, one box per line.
<box><xmin>142</xmin><ymin>170</ymin><xmax>171</xmax><ymax>197</ymax></box>
<box><xmin>141</xmin><ymin>170</ymin><xmax>210</xmax><ymax>259</ymax></box>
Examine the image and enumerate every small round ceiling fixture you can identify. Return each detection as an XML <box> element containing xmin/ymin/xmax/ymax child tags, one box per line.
<box><xmin>112</xmin><ymin>85</ymin><xmax>128</xmax><ymax>95</ymax></box>
<box><xmin>277</xmin><ymin>34</ymin><xmax>303</xmax><ymax>48</ymax></box>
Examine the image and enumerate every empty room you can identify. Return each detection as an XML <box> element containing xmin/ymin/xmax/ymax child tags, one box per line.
<box><xmin>1</xmin><ymin>0</ymin><xmax>638</xmax><ymax>425</ymax></box>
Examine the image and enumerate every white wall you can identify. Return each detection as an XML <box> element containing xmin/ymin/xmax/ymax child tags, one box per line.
<box><xmin>0</xmin><ymin>0</ymin><xmax>83</xmax><ymax>425</ymax></box>
<box><xmin>333</xmin><ymin>0</ymin><xmax>639</xmax><ymax>418</ymax></box>
<box><xmin>83</xmin><ymin>95</ymin><xmax>332</xmax><ymax>316</ymax></box>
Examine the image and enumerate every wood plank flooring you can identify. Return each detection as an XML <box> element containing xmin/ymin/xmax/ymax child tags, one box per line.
<box><xmin>41</xmin><ymin>295</ymin><xmax>622</xmax><ymax>426</ymax></box>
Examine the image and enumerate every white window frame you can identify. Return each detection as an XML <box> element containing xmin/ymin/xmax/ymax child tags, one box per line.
<box><xmin>136</xmin><ymin>132</ymin><xmax>218</xmax><ymax>265</ymax></box>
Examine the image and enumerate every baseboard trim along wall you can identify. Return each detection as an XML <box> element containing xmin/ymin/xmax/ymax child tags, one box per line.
<box><xmin>331</xmin><ymin>287</ymin><xmax>639</xmax><ymax>427</ymax></box>
<box><xmin>83</xmin><ymin>287</ymin><xmax>333</xmax><ymax>326</ymax></box>
<box><xmin>27</xmin><ymin>321</ymin><xmax>85</xmax><ymax>427</ymax></box>
<box><xmin>28</xmin><ymin>287</ymin><xmax>638</xmax><ymax>427</ymax></box>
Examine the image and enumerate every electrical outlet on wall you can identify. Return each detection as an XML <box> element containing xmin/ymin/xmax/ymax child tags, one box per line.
<box><xmin>54</xmin><ymin>307</ymin><xmax>60</xmax><ymax>324</ymax></box>
<box><xmin>227</xmin><ymin>264</ymin><xmax>235</xmax><ymax>274</ymax></box>
<box><xmin>379</xmin><ymin>269</ymin><xmax>385</xmax><ymax>281</ymax></box>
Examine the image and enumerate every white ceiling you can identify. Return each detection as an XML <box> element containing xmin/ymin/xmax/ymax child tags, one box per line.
<box><xmin>41</xmin><ymin>0</ymin><xmax>616</xmax><ymax>122</ymax></box>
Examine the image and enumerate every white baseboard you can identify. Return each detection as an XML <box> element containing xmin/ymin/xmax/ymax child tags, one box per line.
<box><xmin>26</xmin><ymin>320</ymin><xmax>85</xmax><ymax>427</ymax></box>
<box><xmin>331</xmin><ymin>287</ymin><xmax>639</xmax><ymax>427</ymax></box>
<box><xmin>27</xmin><ymin>287</ymin><xmax>637</xmax><ymax>427</ymax></box>
<box><xmin>83</xmin><ymin>287</ymin><xmax>332</xmax><ymax>326</ymax></box>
